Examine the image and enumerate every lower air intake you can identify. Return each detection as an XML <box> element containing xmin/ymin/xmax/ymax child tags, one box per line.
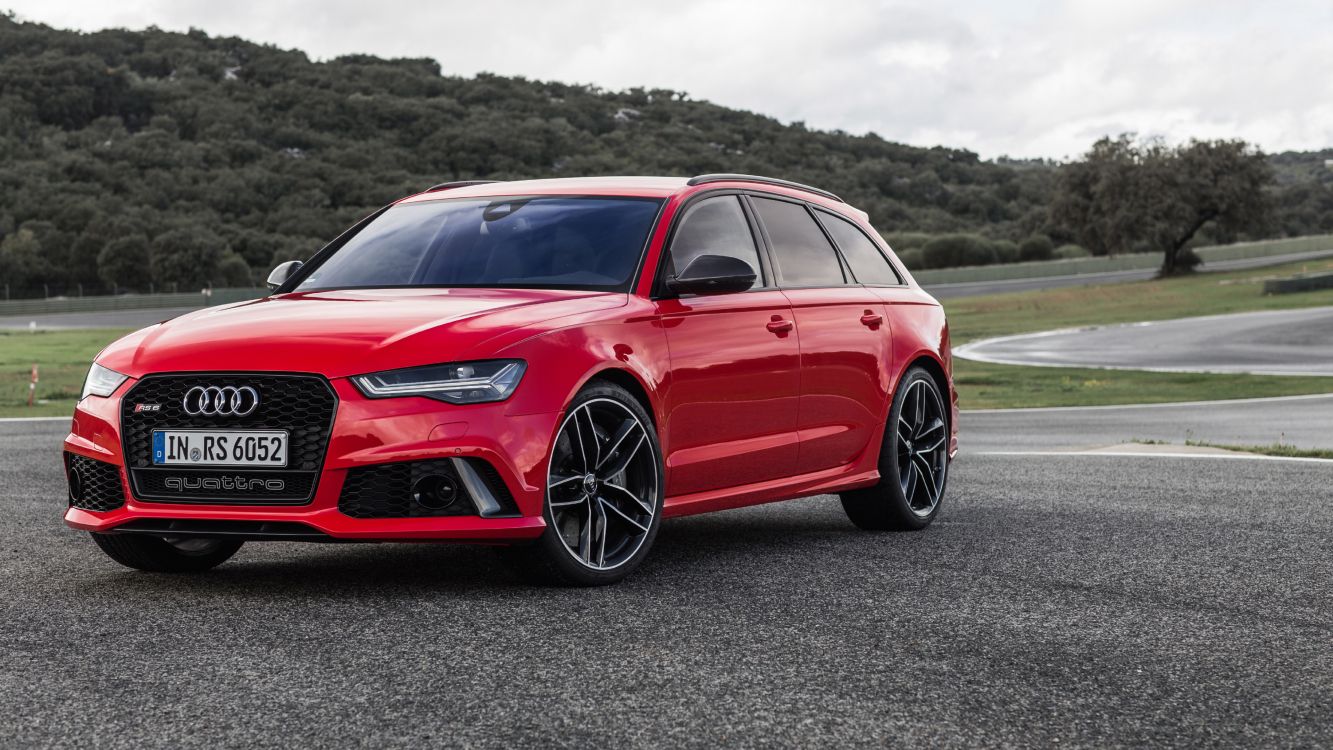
<box><xmin>338</xmin><ymin>458</ymin><xmax>518</xmax><ymax>519</ymax></box>
<box><xmin>65</xmin><ymin>453</ymin><xmax>126</xmax><ymax>512</ymax></box>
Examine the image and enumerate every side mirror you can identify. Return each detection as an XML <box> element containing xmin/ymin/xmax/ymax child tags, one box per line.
<box><xmin>666</xmin><ymin>254</ymin><xmax>757</xmax><ymax>296</ymax></box>
<box><xmin>266</xmin><ymin>260</ymin><xmax>303</xmax><ymax>290</ymax></box>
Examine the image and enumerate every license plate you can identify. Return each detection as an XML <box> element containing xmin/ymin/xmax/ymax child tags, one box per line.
<box><xmin>152</xmin><ymin>430</ymin><xmax>288</xmax><ymax>467</ymax></box>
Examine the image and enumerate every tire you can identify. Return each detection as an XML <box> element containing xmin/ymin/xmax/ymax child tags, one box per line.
<box><xmin>505</xmin><ymin>381</ymin><xmax>665</xmax><ymax>586</ymax></box>
<box><xmin>840</xmin><ymin>366</ymin><xmax>950</xmax><ymax>531</ymax></box>
<box><xmin>90</xmin><ymin>533</ymin><xmax>243</xmax><ymax>573</ymax></box>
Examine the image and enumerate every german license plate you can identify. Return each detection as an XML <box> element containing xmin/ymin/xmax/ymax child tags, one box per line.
<box><xmin>152</xmin><ymin>430</ymin><xmax>288</xmax><ymax>467</ymax></box>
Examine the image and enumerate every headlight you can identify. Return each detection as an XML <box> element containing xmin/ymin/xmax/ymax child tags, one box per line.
<box><xmin>81</xmin><ymin>363</ymin><xmax>128</xmax><ymax>400</ymax></box>
<box><xmin>351</xmin><ymin>360</ymin><xmax>526</xmax><ymax>404</ymax></box>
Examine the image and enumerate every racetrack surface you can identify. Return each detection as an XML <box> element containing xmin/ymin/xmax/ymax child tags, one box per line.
<box><xmin>3</xmin><ymin>417</ymin><xmax>1330</xmax><ymax>747</ymax></box>
<box><xmin>956</xmin><ymin>306</ymin><xmax>1333</xmax><ymax>376</ymax></box>
<box><xmin>923</xmin><ymin>247</ymin><xmax>1333</xmax><ymax>299</ymax></box>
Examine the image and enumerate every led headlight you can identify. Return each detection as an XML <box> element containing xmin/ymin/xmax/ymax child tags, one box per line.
<box><xmin>81</xmin><ymin>362</ymin><xmax>128</xmax><ymax>400</ymax></box>
<box><xmin>352</xmin><ymin>360</ymin><xmax>526</xmax><ymax>404</ymax></box>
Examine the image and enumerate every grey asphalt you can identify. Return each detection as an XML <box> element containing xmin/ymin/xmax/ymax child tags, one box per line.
<box><xmin>957</xmin><ymin>306</ymin><xmax>1333</xmax><ymax>376</ymax></box>
<box><xmin>924</xmin><ymin>247</ymin><xmax>1333</xmax><ymax>299</ymax></box>
<box><xmin>3</xmin><ymin>416</ymin><xmax>1330</xmax><ymax>747</ymax></box>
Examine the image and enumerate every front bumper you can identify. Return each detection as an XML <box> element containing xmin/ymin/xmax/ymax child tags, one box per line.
<box><xmin>63</xmin><ymin>376</ymin><xmax>553</xmax><ymax>542</ymax></box>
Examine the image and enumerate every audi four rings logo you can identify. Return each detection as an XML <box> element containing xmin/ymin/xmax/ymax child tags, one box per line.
<box><xmin>182</xmin><ymin>385</ymin><xmax>260</xmax><ymax>416</ymax></box>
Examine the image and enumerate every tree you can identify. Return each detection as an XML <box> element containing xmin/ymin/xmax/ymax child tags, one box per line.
<box><xmin>149</xmin><ymin>227</ymin><xmax>226</xmax><ymax>289</ymax></box>
<box><xmin>97</xmin><ymin>235</ymin><xmax>150</xmax><ymax>292</ymax></box>
<box><xmin>1052</xmin><ymin>136</ymin><xmax>1272</xmax><ymax>276</ymax></box>
<box><xmin>1148</xmin><ymin>140</ymin><xmax>1272</xmax><ymax>275</ymax></box>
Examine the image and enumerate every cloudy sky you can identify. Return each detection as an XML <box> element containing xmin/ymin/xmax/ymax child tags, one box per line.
<box><xmin>7</xmin><ymin>0</ymin><xmax>1331</xmax><ymax>159</ymax></box>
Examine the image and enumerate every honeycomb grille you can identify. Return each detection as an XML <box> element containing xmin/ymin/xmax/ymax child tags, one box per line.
<box><xmin>120</xmin><ymin>373</ymin><xmax>336</xmax><ymax>504</ymax></box>
<box><xmin>338</xmin><ymin>458</ymin><xmax>518</xmax><ymax>518</ymax></box>
<box><xmin>66</xmin><ymin>452</ymin><xmax>126</xmax><ymax>512</ymax></box>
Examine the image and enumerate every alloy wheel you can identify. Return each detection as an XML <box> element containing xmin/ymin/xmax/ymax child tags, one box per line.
<box><xmin>896</xmin><ymin>379</ymin><xmax>948</xmax><ymax>517</ymax></box>
<box><xmin>546</xmin><ymin>398</ymin><xmax>658</xmax><ymax>570</ymax></box>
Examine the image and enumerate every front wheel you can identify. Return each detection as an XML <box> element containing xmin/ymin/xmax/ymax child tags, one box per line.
<box><xmin>90</xmin><ymin>533</ymin><xmax>243</xmax><ymax>573</ymax></box>
<box><xmin>506</xmin><ymin>381</ymin><xmax>664</xmax><ymax>586</ymax></box>
<box><xmin>840</xmin><ymin>366</ymin><xmax>950</xmax><ymax>531</ymax></box>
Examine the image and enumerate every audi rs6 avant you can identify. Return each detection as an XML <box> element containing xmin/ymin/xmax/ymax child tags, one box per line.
<box><xmin>65</xmin><ymin>175</ymin><xmax>957</xmax><ymax>586</ymax></box>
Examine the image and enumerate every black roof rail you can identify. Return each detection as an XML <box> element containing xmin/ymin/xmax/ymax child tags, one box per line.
<box><xmin>686</xmin><ymin>173</ymin><xmax>843</xmax><ymax>202</ymax></box>
<box><xmin>425</xmin><ymin>180</ymin><xmax>503</xmax><ymax>192</ymax></box>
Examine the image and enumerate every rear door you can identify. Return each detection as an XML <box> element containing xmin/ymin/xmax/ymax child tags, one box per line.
<box><xmin>653</xmin><ymin>194</ymin><xmax>802</xmax><ymax>497</ymax></box>
<box><xmin>748</xmin><ymin>195</ymin><xmax>892</xmax><ymax>475</ymax></box>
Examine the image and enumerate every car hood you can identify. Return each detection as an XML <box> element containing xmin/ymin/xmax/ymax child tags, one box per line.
<box><xmin>97</xmin><ymin>288</ymin><xmax>626</xmax><ymax>378</ymax></box>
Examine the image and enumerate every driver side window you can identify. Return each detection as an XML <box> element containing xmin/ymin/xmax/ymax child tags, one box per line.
<box><xmin>666</xmin><ymin>196</ymin><xmax>763</xmax><ymax>289</ymax></box>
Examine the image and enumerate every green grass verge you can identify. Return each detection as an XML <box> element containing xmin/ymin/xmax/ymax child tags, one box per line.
<box><xmin>947</xmin><ymin>256</ymin><xmax>1333</xmax><ymax>408</ymax></box>
<box><xmin>3</xmin><ymin>255</ymin><xmax>1333</xmax><ymax>417</ymax></box>
<box><xmin>945</xmin><ymin>256</ymin><xmax>1333</xmax><ymax>342</ymax></box>
<box><xmin>1184</xmin><ymin>440</ymin><xmax>1333</xmax><ymax>460</ymax></box>
<box><xmin>0</xmin><ymin>329</ymin><xmax>133</xmax><ymax>418</ymax></box>
<box><xmin>1131</xmin><ymin>438</ymin><xmax>1333</xmax><ymax>460</ymax></box>
<box><xmin>955</xmin><ymin>360</ymin><xmax>1333</xmax><ymax>410</ymax></box>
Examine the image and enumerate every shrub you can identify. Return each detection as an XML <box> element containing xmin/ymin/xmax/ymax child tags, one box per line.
<box><xmin>921</xmin><ymin>234</ymin><xmax>997</xmax><ymax>268</ymax></box>
<box><xmin>1054</xmin><ymin>243</ymin><xmax>1090</xmax><ymax>259</ymax></box>
<box><xmin>896</xmin><ymin>247</ymin><xmax>924</xmax><ymax>269</ymax></box>
<box><xmin>992</xmin><ymin>240</ymin><xmax>1019</xmax><ymax>264</ymax></box>
<box><xmin>1018</xmin><ymin>235</ymin><xmax>1055</xmax><ymax>262</ymax></box>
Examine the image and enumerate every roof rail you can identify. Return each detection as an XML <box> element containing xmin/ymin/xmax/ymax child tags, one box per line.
<box><xmin>686</xmin><ymin>173</ymin><xmax>842</xmax><ymax>202</ymax></box>
<box><xmin>425</xmin><ymin>180</ymin><xmax>503</xmax><ymax>192</ymax></box>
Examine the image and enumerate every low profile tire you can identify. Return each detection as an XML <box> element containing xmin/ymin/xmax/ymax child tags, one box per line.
<box><xmin>506</xmin><ymin>381</ymin><xmax>664</xmax><ymax>587</ymax></box>
<box><xmin>840</xmin><ymin>366</ymin><xmax>950</xmax><ymax>531</ymax></box>
<box><xmin>90</xmin><ymin>533</ymin><xmax>243</xmax><ymax>573</ymax></box>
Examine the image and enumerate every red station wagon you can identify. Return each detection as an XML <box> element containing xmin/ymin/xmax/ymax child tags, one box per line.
<box><xmin>64</xmin><ymin>174</ymin><xmax>958</xmax><ymax>585</ymax></box>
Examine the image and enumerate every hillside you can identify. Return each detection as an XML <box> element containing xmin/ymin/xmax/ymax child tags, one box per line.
<box><xmin>0</xmin><ymin>14</ymin><xmax>1329</xmax><ymax>295</ymax></box>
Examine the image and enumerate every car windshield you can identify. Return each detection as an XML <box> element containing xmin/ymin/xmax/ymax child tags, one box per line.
<box><xmin>295</xmin><ymin>196</ymin><xmax>662</xmax><ymax>292</ymax></box>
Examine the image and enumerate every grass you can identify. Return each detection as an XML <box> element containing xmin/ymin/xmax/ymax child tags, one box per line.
<box><xmin>945</xmin><ymin>256</ymin><xmax>1333</xmax><ymax>342</ymax></box>
<box><xmin>952</xmin><ymin>360</ymin><xmax>1333</xmax><ymax>410</ymax></box>
<box><xmin>0</xmin><ymin>329</ymin><xmax>133</xmax><ymax>418</ymax></box>
<box><xmin>946</xmin><ymin>256</ymin><xmax>1333</xmax><ymax>408</ymax></box>
<box><xmin>1131</xmin><ymin>438</ymin><xmax>1333</xmax><ymax>460</ymax></box>
<box><xmin>1184</xmin><ymin>440</ymin><xmax>1333</xmax><ymax>460</ymax></box>
<box><xmin>3</xmin><ymin>254</ymin><xmax>1333</xmax><ymax>417</ymax></box>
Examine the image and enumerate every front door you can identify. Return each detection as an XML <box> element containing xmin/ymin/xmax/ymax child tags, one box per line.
<box><xmin>653</xmin><ymin>195</ymin><xmax>801</xmax><ymax>497</ymax></box>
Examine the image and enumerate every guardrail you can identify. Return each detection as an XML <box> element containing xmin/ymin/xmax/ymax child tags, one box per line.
<box><xmin>0</xmin><ymin>287</ymin><xmax>267</xmax><ymax>317</ymax></box>
<box><xmin>909</xmin><ymin>234</ymin><xmax>1333</xmax><ymax>285</ymax></box>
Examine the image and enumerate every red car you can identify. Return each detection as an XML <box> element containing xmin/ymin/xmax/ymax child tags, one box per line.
<box><xmin>64</xmin><ymin>174</ymin><xmax>958</xmax><ymax>585</ymax></box>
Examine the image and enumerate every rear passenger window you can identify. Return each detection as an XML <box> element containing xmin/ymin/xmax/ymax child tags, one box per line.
<box><xmin>666</xmin><ymin>196</ymin><xmax>762</xmax><ymax>287</ymax></box>
<box><xmin>817</xmin><ymin>210</ymin><xmax>902</xmax><ymax>285</ymax></box>
<box><xmin>750</xmin><ymin>196</ymin><xmax>845</xmax><ymax>287</ymax></box>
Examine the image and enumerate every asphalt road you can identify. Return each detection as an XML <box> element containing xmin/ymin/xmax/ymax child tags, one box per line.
<box><xmin>956</xmin><ymin>306</ymin><xmax>1333</xmax><ymax>376</ymax></box>
<box><xmin>3</xmin><ymin>415</ymin><xmax>1330</xmax><ymax>747</ymax></box>
<box><xmin>924</xmin><ymin>247</ymin><xmax>1333</xmax><ymax>300</ymax></box>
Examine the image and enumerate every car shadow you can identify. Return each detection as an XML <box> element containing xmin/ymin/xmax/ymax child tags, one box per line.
<box><xmin>84</xmin><ymin>499</ymin><xmax>917</xmax><ymax>595</ymax></box>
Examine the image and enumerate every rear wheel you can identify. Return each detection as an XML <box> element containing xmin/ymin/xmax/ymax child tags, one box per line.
<box><xmin>507</xmin><ymin>382</ymin><xmax>663</xmax><ymax>586</ymax></box>
<box><xmin>90</xmin><ymin>533</ymin><xmax>243</xmax><ymax>573</ymax></box>
<box><xmin>840</xmin><ymin>366</ymin><xmax>950</xmax><ymax>531</ymax></box>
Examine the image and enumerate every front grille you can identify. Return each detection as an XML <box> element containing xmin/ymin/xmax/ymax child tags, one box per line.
<box><xmin>339</xmin><ymin>458</ymin><xmax>518</xmax><ymax>518</ymax></box>
<box><xmin>65</xmin><ymin>452</ymin><xmax>126</xmax><ymax>512</ymax></box>
<box><xmin>120</xmin><ymin>373</ymin><xmax>337</xmax><ymax>505</ymax></box>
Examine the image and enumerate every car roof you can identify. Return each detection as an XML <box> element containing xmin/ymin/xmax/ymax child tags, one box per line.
<box><xmin>398</xmin><ymin>176</ymin><xmax>690</xmax><ymax>204</ymax></box>
<box><xmin>395</xmin><ymin>174</ymin><xmax>868</xmax><ymax>222</ymax></box>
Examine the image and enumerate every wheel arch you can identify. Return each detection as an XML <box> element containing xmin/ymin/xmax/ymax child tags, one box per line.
<box><xmin>581</xmin><ymin>367</ymin><xmax>658</xmax><ymax>427</ymax></box>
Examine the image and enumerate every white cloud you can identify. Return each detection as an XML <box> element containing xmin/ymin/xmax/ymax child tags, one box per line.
<box><xmin>5</xmin><ymin>0</ymin><xmax>1330</xmax><ymax>158</ymax></box>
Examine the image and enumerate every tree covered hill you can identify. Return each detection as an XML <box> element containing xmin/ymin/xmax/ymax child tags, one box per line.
<box><xmin>0</xmin><ymin>14</ymin><xmax>1328</xmax><ymax>295</ymax></box>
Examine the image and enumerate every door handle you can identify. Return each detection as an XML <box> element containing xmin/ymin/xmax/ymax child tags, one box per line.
<box><xmin>766</xmin><ymin>318</ymin><xmax>794</xmax><ymax>334</ymax></box>
<box><xmin>860</xmin><ymin>311</ymin><xmax>883</xmax><ymax>328</ymax></box>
